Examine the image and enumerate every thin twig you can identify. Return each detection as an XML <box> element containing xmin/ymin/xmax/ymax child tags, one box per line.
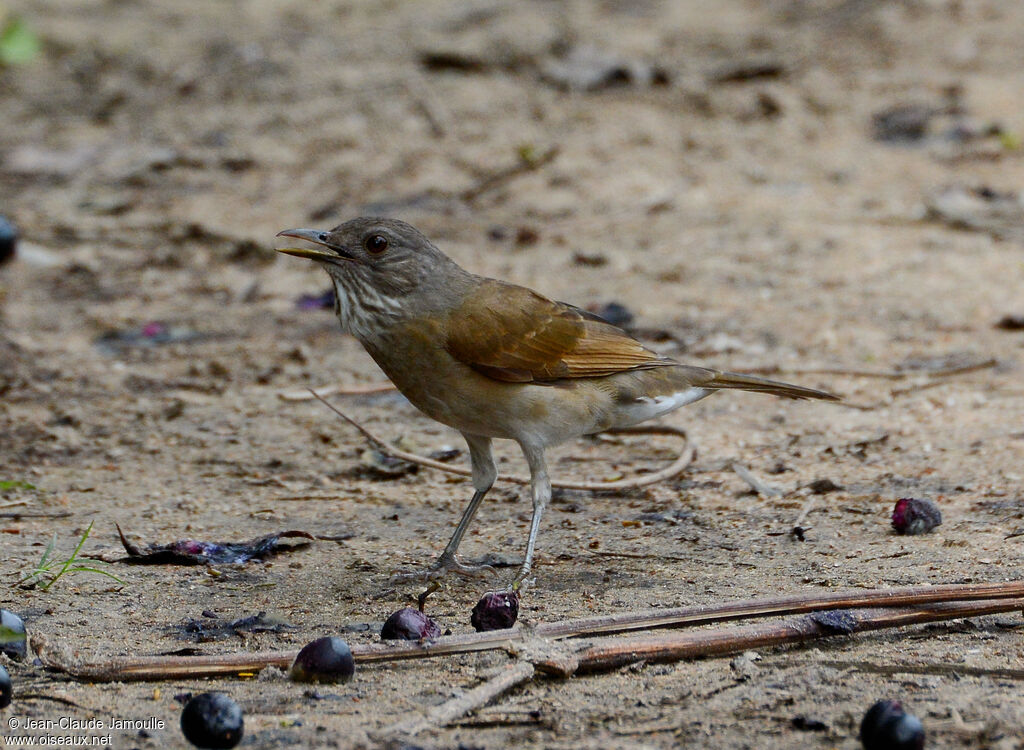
<box><xmin>834</xmin><ymin>400</ymin><xmax>889</xmax><ymax>411</ymax></box>
<box><xmin>403</xmin><ymin>76</ymin><xmax>449</xmax><ymax>139</ymax></box>
<box><xmin>14</xmin><ymin>692</ymin><xmax>90</xmax><ymax>709</ymax></box>
<box><xmin>791</xmin><ymin>496</ymin><xmax>817</xmax><ymax>536</ymax></box>
<box><xmin>792</xmin><ymin>497</ymin><xmax>817</xmax><ymax>525</ymax></box>
<box><xmin>807</xmin><ymin>659</ymin><xmax>1024</xmax><ymax>681</ymax></box>
<box><xmin>745</xmin><ymin>359</ymin><xmax>998</xmax><ymax>380</ymax></box>
<box><xmin>278</xmin><ymin>382</ymin><xmax>397</xmax><ymax>401</ymax></box>
<box><xmin>585</xmin><ymin>548</ymin><xmax>692</xmax><ymax>564</ymax></box>
<box><xmin>33</xmin><ymin>580</ymin><xmax>1024</xmax><ymax>682</ymax></box>
<box><xmin>890</xmin><ymin>379</ymin><xmax>954</xmax><ymax>398</ymax></box>
<box><xmin>458</xmin><ymin>146</ymin><xmax>561</xmax><ymax>203</ymax></box>
<box><xmin>0</xmin><ymin>512</ymin><xmax>73</xmax><ymax>520</ymax></box>
<box><xmin>836</xmin><ymin>376</ymin><xmax>982</xmax><ymax>411</ymax></box>
<box><xmin>378</xmin><ymin>661</ymin><xmax>535</xmax><ymax>737</ymax></box>
<box><xmin>731</xmin><ymin>463</ymin><xmax>784</xmax><ymax>497</ymax></box>
<box><xmin>308</xmin><ymin>390</ymin><xmax>695</xmax><ymax>492</ymax></box>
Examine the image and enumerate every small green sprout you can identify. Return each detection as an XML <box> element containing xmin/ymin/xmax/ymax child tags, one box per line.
<box><xmin>20</xmin><ymin>521</ymin><xmax>124</xmax><ymax>592</ymax></box>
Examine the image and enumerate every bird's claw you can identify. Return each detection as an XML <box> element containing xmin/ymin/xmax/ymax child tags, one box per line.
<box><xmin>389</xmin><ymin>553</ymin><xmax>496</xmax><ymax>585</ymax></box>
<box><xmin>509</xmin><ymin>574</ymin><xmax>535</xmax><ymax>593</ymax></box>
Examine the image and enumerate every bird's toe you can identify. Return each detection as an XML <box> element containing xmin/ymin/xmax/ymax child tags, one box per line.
<box><xmin>389</xmin><ymin>553</ymin><xmax>496</xmax><ymax>584</ymax></box>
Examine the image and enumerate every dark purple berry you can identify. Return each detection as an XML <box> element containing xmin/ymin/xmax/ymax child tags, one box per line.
<box><xmin>470</xmin><ymin>591</ymin><xmax>520</xmax><ymax>632</ymax></box>
<box><xmin>0</xmin><ymin>216</ymin><xmax>17</xmax><ymax>266</ymax></box>
<box><xmin>380</xmin><ymin>607</ymin><xmax>441</xmax><ymax>641</ymax></box>
<box><xmin>180</xmin><ymin>692</ymin><xmax>243</xmax><ymax>749</ymax></box>
<box><xmin>860</xmin><ymin>699</ymin><xmax>925</xmax><ymax>750</ymax></box>
<box><xmin>0</xmin><ymin>664</ymin><xmax>12</xmax><ymax>709</ymax></box>
<box><xmin>891</xmin><ymin>498</ymin><xmax>942</xmax><ymax>535</ymax></box>
<box><xmin>289</xmin><ymin>636</ymin><xmax>355</xmax><ymax>684</ymax></box>
<box><xmin>0</xmin><ymin>609</ymin><xmax>27</xmax><ymax>660</ymax></box>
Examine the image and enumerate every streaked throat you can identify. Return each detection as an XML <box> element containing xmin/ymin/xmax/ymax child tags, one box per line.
<box><xmin>328</xmin><ymin>269</ymin><xmax>403</xmax><ymax>341</ymax></box>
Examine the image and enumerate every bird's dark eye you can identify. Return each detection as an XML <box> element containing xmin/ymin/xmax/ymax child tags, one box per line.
<box><xmin>364</xmin><ymin>234</ymin><xmax>388</xmax><ymax>254</ymax></box>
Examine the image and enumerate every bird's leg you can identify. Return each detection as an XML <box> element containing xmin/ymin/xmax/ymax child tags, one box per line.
<box><xmin>510</xmin><ymin>442</ymin><xmax>551</xmax><ymax>591</ymax></box>
<box><xmin>391</xmin><ymin>433</ymin><xmax>496</xmax><ymax>583</ymax></box>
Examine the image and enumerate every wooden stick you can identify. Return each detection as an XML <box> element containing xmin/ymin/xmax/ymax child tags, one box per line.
<box><xmin>378</xmin><ymin>661</ymin><xmax>535</xmax><ymax>737</ymax></box>
<box><xmin>308</xmin><ymin>390</ymin><xmax>695</xmax><ymax>492</ymax></box>
<box><xmin>33</xmin><ymin>580</ymin><xmax>1024</xmax><ymax>682</ymax></box>
<box><xmin>529</xmin><ymin>580</ymin><xmax>1024</xmax><ymax>639</ymax></box>
<box><xmin>561</xmin><ymin>598</ymin><xmax>1024</xmax><ymax>675</ymax></box>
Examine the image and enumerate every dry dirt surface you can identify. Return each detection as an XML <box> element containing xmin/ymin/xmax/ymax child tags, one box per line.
<box><xmin>2</xmin><ymin>0</ymin><xmax>1024</xmax><ymax>748</ymax></box>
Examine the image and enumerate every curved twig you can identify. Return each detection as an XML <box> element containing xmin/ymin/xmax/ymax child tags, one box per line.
<box><xmin>308</xmin><ymin>390</ymin><xmax>694</xmax><ymax>492</ymax></box>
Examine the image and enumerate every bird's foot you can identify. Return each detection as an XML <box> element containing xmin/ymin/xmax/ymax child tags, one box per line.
<box><xmin>509</xmin><ymin>568</ymin><xmax>536</xmax><ymax>593</ymax></box>
<box><xmin>390</xmin><ymin>552</ymin><xmax>496</xmax><ymax>584</ymax></box>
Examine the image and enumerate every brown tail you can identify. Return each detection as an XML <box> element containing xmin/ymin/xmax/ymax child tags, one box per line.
<box><xmin>705</xmin><ymin>370</ymin><xmax>840</xmax><ymax>401</ymax></box>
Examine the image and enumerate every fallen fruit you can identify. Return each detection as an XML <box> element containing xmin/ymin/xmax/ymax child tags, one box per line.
<box><xmin>891</xmin><ymin>498</ymin><xmax>942</xmax><ymax>535</ymax></box>
<box><xmin>860</xmin><ymin>699</ymin><xmax>925</xmax><ymax>750</ymax></box>
<box><xmin>288</xmin><ymin>636</ymin><xmax>355</xmax><ymax>684</ymax></box>
<box><xmin>380</xmin><ymin>607</ymin><xmax>441</xmax><ymax>641</ymax></box>
<box><xmin>180</xmin><ymin>692</ymin><xmax>243</xmax><ymax>749</ymax></box>
<box><xmin>0</xmin><ymin>664</ymin><xmax>12</xmax><ymax>708</ymax></box>
<box><xmin>470</xmin><ymin>590</ymin><xmax>520</xmax><ymax>632</ymax></box>
<box><xmin>0</xmin><ymin>609</ymin><xmax>27</xmax><ymax>660</ymax></box>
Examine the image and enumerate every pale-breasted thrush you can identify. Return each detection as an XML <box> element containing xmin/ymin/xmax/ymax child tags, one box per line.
<box><xmin>276</xmin><ymin>218</ymin><xmax>838</xmax><ymax>588</ymax></box>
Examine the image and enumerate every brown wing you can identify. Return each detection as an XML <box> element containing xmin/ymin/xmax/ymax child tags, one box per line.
<box><xmin>444</xmin><ymin>280</ymin><xmax>672</xmax><ymax>383</ymax></box>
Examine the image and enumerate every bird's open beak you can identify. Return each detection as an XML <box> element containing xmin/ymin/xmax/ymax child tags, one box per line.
<box><xmin>275</xmin><ymin>229</ymin><xmax>350</xmax><ymax>262</ymax></box>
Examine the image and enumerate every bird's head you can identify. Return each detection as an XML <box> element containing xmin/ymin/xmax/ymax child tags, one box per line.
<box><xmin>276</xmin><ymin>217</ymin><xmax>459</xmax><ymax>299</ymax></box>
<box><xmin>276</xmin><ymin>217</ymin><xmax>468</xmax><ymax>337</ymax></box>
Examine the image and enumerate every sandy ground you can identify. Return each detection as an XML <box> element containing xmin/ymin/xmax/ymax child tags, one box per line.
<box><xmin>2</xmin><ymin>0</ymin><xmax>1024</xmax><ymax>747</ymax></box>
